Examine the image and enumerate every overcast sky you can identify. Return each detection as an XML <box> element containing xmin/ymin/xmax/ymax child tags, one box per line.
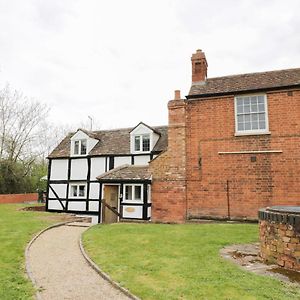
<box><xmin>0</xmin><ymin>0</ymin><xmax>299</xmax><ymax>130</ymax></box>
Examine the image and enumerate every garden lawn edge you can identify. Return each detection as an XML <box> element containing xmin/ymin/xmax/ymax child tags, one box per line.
<box><xmin>80</xmin><ymin>226</ymin><xmax>140</xmax><ymax>300</ymax></box>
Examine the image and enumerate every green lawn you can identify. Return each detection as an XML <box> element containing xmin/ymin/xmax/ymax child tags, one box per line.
<box><xmin>0</xmin><ymin>204</ymin><xmax>69</xmax><ymax>300</ymax></box>
<box><xmin>83</xmin><ymin>223</ymin><xmax>300</xmax><ymax>300</ymax></box>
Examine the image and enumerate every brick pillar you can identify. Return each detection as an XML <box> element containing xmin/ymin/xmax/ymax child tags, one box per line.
<box><xmin>150</xmin><ymin>91</ymin><xmax>187</xmax><ymax>222</ymax></box>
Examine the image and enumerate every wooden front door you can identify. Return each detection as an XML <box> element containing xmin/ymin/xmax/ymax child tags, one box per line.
<box><xmin>103</xmin><ymin>185</ymin><xmax>119</xmax><ymax>223</ymax></box>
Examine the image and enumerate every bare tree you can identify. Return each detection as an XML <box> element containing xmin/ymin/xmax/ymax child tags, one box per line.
<box><xmin>37</xmin><ymin>121</ymin><xmax>72</xmax><ymax>160</ymax></box>
<box><xmin>0</xmin><ymin>85</ymin><xmax>49</xmax><ymax>165</ymax></box>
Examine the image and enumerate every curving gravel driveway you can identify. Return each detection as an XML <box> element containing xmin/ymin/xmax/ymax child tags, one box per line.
<box><xmin>27</xmin><ymin>223</ymin><xmax>130</xmax><ymax>300</ymax></box>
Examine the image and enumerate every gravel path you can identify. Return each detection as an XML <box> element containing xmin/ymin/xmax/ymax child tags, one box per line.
<box><xmin>27</xmin><ymin>224</ymin><xmax>130</xmax><ymax>300</ymax></box>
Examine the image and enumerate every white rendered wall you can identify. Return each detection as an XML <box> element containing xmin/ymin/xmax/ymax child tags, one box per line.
<box><xmin>50</xmin><ymin>160</ymin><xmax>68</xmax><ymax>180</ymax></box>
<box><xmin>88</xmin><ymin>201</ymin><xmax>99</xmax><ymax>212</ymax></box>
<box><xmin>89</xmin><ymin>183</ymin><xmax>100</xmax><ymax>199</ymax></box>
<box><xmin>48</xmin><ymin>200</ymin><xmax>66</xmax><ymax>210</ymax></box>
<box><xmin>134</xmin><ymin>155</ymin><xmax>150</xmax><ymax>165</ymax></box>
<box><xmin>68</xmin><ymin>201</ymin><xmax>86</xmax><ymax>211</ymax></box>
<box><xmin>49</xmin><ymin>184</ymin><xmax>67</xmax><ymax>198</ymax></box>
<box><xmin>70</xmin><ymin>159</ymin><xmax>88</xmax><ymax>180</ymax></box>
<box><xmin>90</xmin><ymin>157</ymin><xmax>106</xmax><ymax>179</ymax></box>
<box><xmin>147</xmin><ymin>184</ymin><xmax>151</xmax><ymax>203</ymax></box>
<box><xmin>122</xmin><ymin>205</ymin><xmax>143</xmax><ymax>219</ymax></box>
<box><xmin>114</xmin><ymin>156</ymin><xmax>131</xmax><ymax>168</ymax></box>
<box><xmin>131</xmin><ymin>123</ymin><xmax>152</xmax><ymax>135</ymax></box>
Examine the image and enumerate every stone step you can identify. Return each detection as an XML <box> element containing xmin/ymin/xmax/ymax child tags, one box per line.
<box><xmin>66</xmin><ymin>222</ymin><xmax>92</xmax><ymax>227</ymax></box>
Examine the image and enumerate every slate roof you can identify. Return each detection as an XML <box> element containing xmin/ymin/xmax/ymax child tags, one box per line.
<box><xmin>48</xmin><ymin>125</ymin><xmax>168</xmax><ymax>158</ymax></box>
<box><xmin>188</xmin><ymin>68</ymin><xmax>300</xmax><ymax>98</ymax></box>
<box><xmin>97</xmin><ymin>165</ymin><xmax>151</xmax><ymax>181</ymax></box>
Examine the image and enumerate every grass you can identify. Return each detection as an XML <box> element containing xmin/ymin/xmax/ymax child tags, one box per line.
<box><xmin>83</xmin><ymin>223</ymin><xmax>300</xmax><ymax>300</ymax></box>
<box><xmin>0</xmin><ymin>204</ymin><xmax>70</xmax><ymax>300</ymax></box>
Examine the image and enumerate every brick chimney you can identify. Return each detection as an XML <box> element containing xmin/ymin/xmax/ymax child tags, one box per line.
<box><xmin>191</xmin><ymin>49</ymin><xmax>207</xmax><ymax>82</ymax></box>
<box><xmin>149</xmin><ymin>90</ymin><xmax>187</xmax><ymax>223</ymax></box>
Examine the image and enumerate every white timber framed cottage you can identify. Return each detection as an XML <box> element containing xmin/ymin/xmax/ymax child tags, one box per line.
<box><xmin>46</xmin><ymin>122</ymin><xmax>167</xmax><ymax>223</ymax></box>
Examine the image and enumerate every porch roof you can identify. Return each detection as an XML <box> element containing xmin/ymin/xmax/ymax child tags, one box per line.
<box><xmin>96</xmin><ymin>164</ymin><xmax>151</xmax><ymax>182</ymax></box>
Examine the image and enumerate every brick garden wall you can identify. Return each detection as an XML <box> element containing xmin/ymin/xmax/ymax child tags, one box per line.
<box><xmin>185</xmin><ymin>89</ymin><xmax>300</xmax><ymax>220</ymax></box>
<box><xmin>0</xmin><ymin>193</ymin><xmax>38</xmax><ymax>204</ymax></box>
<box><xmin>260</xmin><ymin>219</ymin><xmax>300</xmax><ymax>271</ymax></box>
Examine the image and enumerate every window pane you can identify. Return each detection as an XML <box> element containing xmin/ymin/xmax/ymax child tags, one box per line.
<box><xmin>257</xmin><ymin>96</ymin><xmax>264</xmax><ymax>104</ymax></box>
<box><xmin>244</xmin><ymin>114</ymin><xmax>250</xmax><ymax>123</ymax></box>
<box><xmin>244</xmin><ymin>104</ymin><xmax>250</xmax><ymax>113</ymax></box>
<box><xmin>74</xmin><ymin>141</ymin><xmax>79</xmax><ymax>155</ymax></box>
<box><xmin>252</xmin><ymin>121</ymin><xmax>259</xmax><ymax>130</ymax></box>
<box><xmin>250</xmin><ymin>96</ymin><xmax>257</xmax><ymax>103</ymax></box>
<box><xmin>258</xmin><ymin>113</ymin><xmax>265</xmax><ymax>121</ymax></box>
<box><xmin>142</xmin><ymin>135</ymin><xmax>150</xmax><ymax>151</ymax></box>
<box><xmin>251</xmin><ymin>97</ymin><xmax>258</xmax><ymax>112</ymax></box>
<box><xmin>134</xmin><ymin>186</ymin><xmax>142</xmax><ymax>200</ymax></box>
<box><xmin>244</xmin><ymin>97</ymin><xmax>250</xmax><ymax>105</ymax></box>
<box><xmin>134</xmin><ymin>136</ymin><xmax>140</xmax><ymax>151</ymax></box>
<box><xmin>125</xmin><ymin>186</ymin><xmax>132</xmax><ymax>200</ymax></box>
<box><xmin>236</xmin><ymin>98</ymin><xmax>243</xmax><ymax>106</ymax></box>
<box><xmin>258</xmin><ymin>96</ymin><xmax>265</xmax><ymax>112</ymax></box>
<box><xmin>238</xmin><ymin>123</ymin><xmax>244</xmax><ymax>131</ymax></box>
<box><xmin>259</xmin><ymin>121</ymin><xmax>266</xmax><ymax>129</ymax></box>
<box><xmin>258</xmin><ymin>103</ymin><xmax>265</xmax><ymax>112</ymax></box>
<box><xmin>81</xmin><ymin>140</ymin><xmax>87</xmax><ymax>155</ymax></box>
<box><xmin>237</xmin><ymin>104</ymin><xmax>243</xmax><ymax>114</ymax></box>
<box><xmin>237</xmin><ymin>115</ymin><xmax>244</xmax><ymax>123</ymax></box>
<box><xmin>251</xmin><ymin>114</ymin><xmax>258</xmax><ymax>122</ymax></box>
<box><xmin>245</xmin><ymin>122</ymin><xmax>251</xmax><ymax>130</ymax></box>
<box><xmin>79</xmin><ymin>185</ymin><xmax>85</xmax><ymax>197</ymax></box>
<box><xmin>71</xmin><ymin>186</ymin><xmax>77</xmax><ymax>197</ymax></box>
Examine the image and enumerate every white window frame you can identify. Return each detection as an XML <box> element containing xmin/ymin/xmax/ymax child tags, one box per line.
<box><xmin>123</xmin><ymin>184</ymin><xmax>143</xmax><ymax>203</ymax></box>
<box><xmin>234</xmin><ymin>94</ymin><xmax>270</xmax><ymax>136</ymax></box>
<box><xmin>133</xmin><ymin>134</ymin><xmax>151</xmax><ymax>153</ymax></box>
<box><xmin>69</xmin><ymin>183</ymin><xmax>86</xmax><ymax>199</ymax></box>
<box><xmin>73</xmin><ymin>139</ymin><xmax>87</xmax><ymax>156</ymax></box>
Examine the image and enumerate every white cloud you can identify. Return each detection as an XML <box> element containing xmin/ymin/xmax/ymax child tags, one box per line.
<box><xmin>0</xmin><ymin>0</ymin><xmax>299</xmax><ymax>130</ymax></box>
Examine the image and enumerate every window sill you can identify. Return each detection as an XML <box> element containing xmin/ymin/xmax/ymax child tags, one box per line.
<box><xmin>235</xmin><ymin>131</ymin><xmax>271</xmax><ymax>137</ymax></box>
<box><xmin>122</xmin><ymin>201</ymin><xmax>143</xmax><ymax>204</ymax></box>
<box><xmin>131</xmin><ymin>151</ymin><xmax>151</xmax><ymax>154</ymax></box>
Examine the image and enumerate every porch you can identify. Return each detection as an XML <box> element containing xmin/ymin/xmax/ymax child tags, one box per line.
<box><xmin>97</xmin><ymin>164</ymin><xmax>152</xmax><ymax>223</ymax></box>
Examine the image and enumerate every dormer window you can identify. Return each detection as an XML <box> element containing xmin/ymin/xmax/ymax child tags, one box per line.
<box><xmin>73</xmin><ymin>139</ymin><xmax>87</xmax><ymax>155</ymax></box>
<box><xmin>130</xmin><ymin>122</ymin><xmax>160</xmax><ymax>154</ymax></box>
<box><xmin>134</xmin><ymin>134</ymin><xmax>150</xmax><ymax>152</ymax></box>
<box><xmin>70</xmin><ymin>129</ymin><xmax>98</xmax><ymax>157</ymax></box>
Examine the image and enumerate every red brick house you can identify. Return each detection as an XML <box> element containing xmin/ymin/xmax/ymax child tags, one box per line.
<box><xmin>150</xmin><ymin>49</ymin><xmax>300</xmax><ymax>222</ymax></box>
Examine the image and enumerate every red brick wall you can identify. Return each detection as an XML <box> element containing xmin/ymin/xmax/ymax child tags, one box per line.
<box><xmin>0</xmin><ymin>193</ymin><xmax>38</xmax><ymax>204</ymax></box>
<box><xmin>186</xmin><ymin>89</ymin><xmax>300</xmax><ymax>220</ymax></box>
<box><xmin>150</xmin><ymin>99</ymin><xmax>187</xmax><ymax>222</ymax></box>
<box><xmin>151</xmin><ymin>89</ymin><xmax>300</xmax><ymax>222</ymax></box>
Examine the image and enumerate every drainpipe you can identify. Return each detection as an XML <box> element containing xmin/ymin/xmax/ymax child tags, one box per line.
<box><xmin>226</xmin><ymin>180</ymin><xmax>231</xmax><ymax>220</ymax></box>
